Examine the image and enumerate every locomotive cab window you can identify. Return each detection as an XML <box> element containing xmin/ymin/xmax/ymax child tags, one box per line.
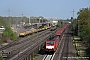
<box><xmin>47</xmin><ymin>42</ymin><xmax>54</xmax><ymax>44</ymax></box>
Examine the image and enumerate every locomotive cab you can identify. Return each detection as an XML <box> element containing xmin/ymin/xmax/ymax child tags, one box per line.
<box><xmin>45</xmin><ymin>24</ymin><xmax>69</xmax><ymax>52</ymax></box>
<box><xmin>46</xmin><ymin>35</ymin><xmax>60</xmax><ymax>52</ymax></box>
<box><xmin>46</xmin><ymin>41</ymin><xmax>56</xmax><ymax>51</ymax></box>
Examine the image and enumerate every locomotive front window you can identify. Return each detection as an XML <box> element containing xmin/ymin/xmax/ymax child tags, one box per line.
<box><xmin>47</xmin><ymin>42</ymin><xmax>54</xmax><ymax>44</ymax></box>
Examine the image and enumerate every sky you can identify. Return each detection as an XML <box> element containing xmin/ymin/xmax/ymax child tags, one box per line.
<box><xmin>0</xmin><ymin>0</ymin><xmax>90</xmax><ymax>19</ymax></box>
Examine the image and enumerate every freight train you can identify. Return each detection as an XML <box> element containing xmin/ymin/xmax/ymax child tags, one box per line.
<box><xmin>46</xmin><ymin>24</ymin><xmax>69</xmax><ymax>51</ymax></box>
<box><xmin>19</xmin><ymin>25</ymin><xmax>51</xmax><ymax>37</ymax></box>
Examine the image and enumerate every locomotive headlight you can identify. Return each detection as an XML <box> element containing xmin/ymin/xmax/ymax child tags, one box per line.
<box><xmin>46</xmin><ymin>46</ymin><xmax>54</xmax><ymax>49</ymax></box>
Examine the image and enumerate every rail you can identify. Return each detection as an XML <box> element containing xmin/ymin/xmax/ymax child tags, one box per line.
<box><xmin>0</xmin><ymin>29</ymin><xmax>50</xmax><ymax>51</ymax></box>
<box><xmin>12</xmin><ymin>33</ymin><xmax>52</xmax><ymax>60</ymax></box>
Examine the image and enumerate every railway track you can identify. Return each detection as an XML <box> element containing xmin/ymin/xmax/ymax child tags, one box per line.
<box><xmin>0</xmin><ymin>29</ymin><xmax>51</xmax><ymax>51</ymax></box>
<box><xmin>59</xmin><ymin>25</ymin><xmax>74</xmax><ymax>60</ymax></box>
<box><xmin>34</xmin><ymin>25</ymin><xmax>73</xmax><ymax>60</ymax></box>
<box><xmin>2</xmin><ymin>31</ymin><xmax>51</xmax><ymax>58</ymax></box>
<box><xmin>43</xmin><ymin>55</ymin><xmax>53</xmax><ymax>60</ymax></box>
<box><xmin>1</xmin><ymin>28</ymin><xmax>58</xmax><ymax>59</ymax></box>
<box><xmin>52</xmin><ymin>34</ymin><xmax>65</xmax><ymax>60</ymax></box>
<box><xmin>12</xmin><ymin>32</ymin><xmax>54</xmax><ymax>60</ymax></box>
<box><xmin>51</xmin><ymin>25</ymin><xmax>71</xmax><ymax>60</ymax></box>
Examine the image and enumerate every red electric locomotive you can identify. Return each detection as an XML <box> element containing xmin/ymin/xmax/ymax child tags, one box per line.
<box><xmin>46</xmin><ymin>24</ymin><xmax>68</xmax><ymax>52</ymax></box>
<box><xmin>46</xmin><ymin>35</ymin><xmax>60</xmax><ymax>51</ymax></box>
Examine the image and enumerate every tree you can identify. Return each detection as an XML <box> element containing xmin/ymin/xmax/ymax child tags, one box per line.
<box><xmin>77</xmin><ymin>7</ymin><xmax>90</xmax><ymax>59</ymax></box>
<box><xmin>77</xmin><ymin>7</ymin><xmax>90</xmax><ymax>41</ymax></box>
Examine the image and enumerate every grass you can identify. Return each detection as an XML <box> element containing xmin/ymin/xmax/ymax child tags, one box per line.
<box><xmin>0</xmin><ymin>55</ymin><xmax>3</xmax><ymax>60</ymax></box>
<box><xmin>74</xmin><ymin>36</ymin><xmax>81</xmax><ymax>40</ymax></box>
<box><xmin>73</xmin><ymin>35</ymin><xmax>88</xmax><ymax>60</ymax></box>
<box><xmin>79</xmin><ymin>50</ymin><xmax>85</xmax><ymax>56</ymax></box>
<box><xmin>75</xmin><ymin>43</ymin><xmax>81</xmax><ymax>47</ymax></box>
<box><xmin>73</xmin><ymin>36</ymin><xmax>84</xmax><ymax>60</ymax></box>
<box><xmin>31</xmin><ymin>54</ymin><xmax>40</xmax><ymax>60</ymax></box>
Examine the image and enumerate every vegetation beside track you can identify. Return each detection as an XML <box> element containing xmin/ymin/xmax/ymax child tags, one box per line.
<box><xmin>0</xmin><ymin>55</ymin><xmax>3</xmax><ymax>60</ymax></box>
<box><xmin>0</xmin><ymin>16</ymin><xmax>19</xmax><ymax>44</ymax></box>
<box><xmin>2</xmin><ymin>26</ymin><xmax>18</xmax><ymax>40</ymax></box>
<box><xmin>72</xmin><ymin>7</ymin><xmax>90</xmax><ymax>60</ymax></box>
<box><xmin>0</xmin><ymin>26</ymin><xmax>18</xmax><ymax>44</ymax></box>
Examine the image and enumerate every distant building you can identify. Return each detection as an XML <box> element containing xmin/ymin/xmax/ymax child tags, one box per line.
<box><xmin>51</xmin><ymin>20</ymin><xmax>58</xmax><ymax>26</ymax></box>
<box><xmin>20</xmin><ymin>22</ymin><xmax>25</xmax><ymax>25</ymax></box>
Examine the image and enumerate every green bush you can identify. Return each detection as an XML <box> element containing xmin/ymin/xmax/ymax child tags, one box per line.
<box><xmin>2</xmin><ymin>26</ymin><xmax>18</xmax><ymax>40</ymax></box>
<box><xmin>0</xmin><ymin>55</ymin><xmax>3</xmax><ymax>60</ymax></box>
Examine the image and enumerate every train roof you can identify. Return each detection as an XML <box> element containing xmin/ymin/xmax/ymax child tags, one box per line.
<box><xmin>47</xmin><ymin>35</ymin><xmax>59</xmax><ymax>41</ymax></box>
<box><xmin>55</xmin><ymin>24</ymin><xmax>68</xmax><ymax>35</ymax></box>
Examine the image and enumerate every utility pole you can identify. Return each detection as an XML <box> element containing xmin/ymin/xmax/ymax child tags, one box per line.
<box><xmin>8</xmin><ymin>8</ymin><xmax>10</xmax><ymax>17</ymax></box>
<box><xmin>8</xmin><ymin>8</ymin><xmax>11</xmax><ymax>26</ymax></box>
<box><xmin>71</xmin><ymin>9</ymin><xmax>75</xmax><ymax>18</ymax></box>
<box><xmin>78</xmin><ymin>20</ymin><xmax>80</xmax><ymax>36</ymax></box>
<box><xmin>71</xmin><ymin>9</ymin><xmax>75</xmax><ymax>39</ymax></box>
<box><xmin>21</xmin><ymin>12</ymin><xmax>25</xmax><ymax>22</ymax></box>
<box><xmin>20</xmin><ymin>12</ymin><xmax>25</xmax><ymax>26</ymax></box>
